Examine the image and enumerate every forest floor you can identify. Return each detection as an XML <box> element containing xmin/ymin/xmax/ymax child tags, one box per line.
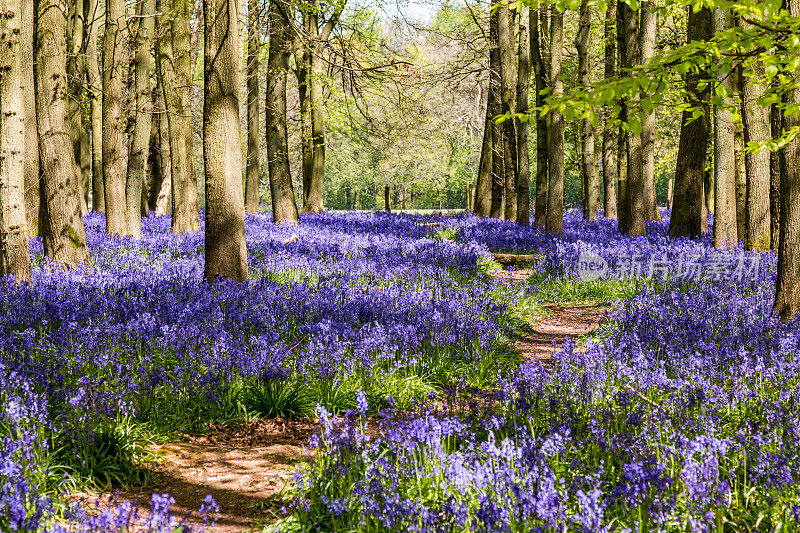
<box><xmin>73</xmin><ymin>273</ymin><xmax>608</xmax><ymax>533</ymax></box>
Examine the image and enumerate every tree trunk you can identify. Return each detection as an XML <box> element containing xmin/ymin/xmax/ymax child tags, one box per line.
<box><xmin>669</xmin><ymin>6</ymin><xmax>712</xmax><ymax>239</ymax></box>
<box><xmin>0</xmin><ymin>0</ymin><xmax>32</xmax><ymax>281</ymax></box>
<box><xmin>621</xmin><ymin>1</ymin><xmax>645</xmax><ymax>236</ymax></box>
<box><xmin>515</xmin><ymin>5</ymin><xmax>531</xmax><ymax>225</ymax></box>
<box><xmin>34</xmin><ymin>0</ymin><xmax>91</xmax><ymax>265</ymax></box>
<box><xmin>531</xmin><ymin>1</ymin><xmax>548</xmax><ymax>227</ymax></box>
<box><xmin>545</xmin><ymin>5</ymin><xmax>563</xmax><ymax>234</ymax></box>
<box><xmin>306</xmin><ymin>47</ymin><xmax>326</xmax><ymax>213</ymax></box>
<box><xmin>640</xmin><ymin>0</ymin><xmax>659</xmax><ymax>222</ymax></box>
<box><xmin>126</xmin><ymin>0</ymin><xmax>154</xmax><ymax>238</ymax></box>
<box><xmin>203</xmin><ymin>0</ymin><xmax>248</xmax><ymax>282</ymax></box>
<box><xmin>712</xmin><ymin>8</ymin><xmax>737</xmax><ymax>249</ymax></box>
<box><xmin>488</xmin><ymin>6</ymin><xmax>503</xmax><ymax>219</ymax></box>
<box><xmin>102</xmin><ymin>0</ymin><xmax>127</xmax><ymax>235</ymax></box>
<box><xmin>86</xmin><ymin>0</ymin><xmax>103</xmax><ymax>213</ymax></box>
<box><xmin>576</xmin><ymin>0</ymin><xmax>598</xmax><ymax>221</ymax></box>
<box><xmin>265</xmin><ymin>0</ymin><xmax>299</xmax><ymax>223</ymax></box>
<box><xmin>602</xmin><ymin>2</ymin><xmax>617</xmax><ymax>219</ymax></box>
<box><xmin>157</xmin><ymin>0</ymin><xmax>200</xmax><ymax>233</ymax></box>
<box><xmin>384</xmin><ymin>185</ymin><xmax>390</xmax><ymax>212</ymax></box>
<box><xmin>498</xmin><ymin>1</ymin><xmax>517</xmax><ymax>222</ymax></box>
<box><xmin>21</xmin><ymin>0</ymin><xmax>40</xmax><ymax>231</ymax></box>
<box><xmin>770</xmin><ymin>103</ymin><xmax>784</xmax><ymax>251</ymax></box>
<box><xmin>734</xmin><ymin>111</ymin><xmax>747</xmax><ymax>243</ymax></box>
<box><xmin>67</xmin><ymin>0</ymin><xmax>88</xmax><ymax>216</ymax></box>
<box><xmin>244</xmin><ymin>0</ymin><xmax>260</xmax><ymax>214</ymax></box>
<box><xmin>473</xmin><ymin>88</ymin><xmax>493</xmax><ymax>216</ymax></box>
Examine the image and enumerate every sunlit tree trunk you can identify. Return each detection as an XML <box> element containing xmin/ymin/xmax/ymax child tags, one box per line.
<box><xmin>0</xmin><ymin>0</ymin><xmax>32</xmax><ymax>281</ymax></box>
<box><xmin>669</xmin><ymin>6</ymin><xmax>711</xmax><ymax>239</ymax></box>
<box><xmin>266</xmin><ymin>0</ymin><xmax>299</xmax><ymax>223</ymax></box>
<box><xmin>21</xmin><ymin>0</ymin><xmax>40</xmax><ymax>231</ymax></box>
<box><xmin>35</xmin><ymin>0</ymin><xmax>91</xmax><ymax>265</ymax></box>
<box><xmin>576</xmin><ymin>0</ymin><xmax>598</xmax><ymax>221</ymax></box>
<box><xmin>531</xmin><ymin>1</ymin><xmax>548</xmax><ymax>227</ymax></box>
<box><xmin>203</xmin><ymin>0</ymin><xmax>248</xmax><ymax>282</ymax></box>
<box><xmin>498</xmin><ymin>1</ymin><xmax>517</xmax><ymax>222</ymax></box>
<box><xmin>244</xmin><ymin>0</ymin><xmax>260</xmax><ymax>214</ymax></box>
<box><xmin>86</xmin><ymin>0</ymin><xmax>103</xmax><ymax>213</ymax></box>
<box><xmin>102</xmin><ymin>0</ymin><xmax>127</xmax><ymax>235</ymax></box>
<box><xmin>516</xmin><ymin>4</ymin><xmax>531</xmax><ymax>225</ymax></box>
<box><xmin>67</xmin><ymin>0</ymin><xmax>88</xmax><ymax>215</ymax></box>
<box><xmin>640</xmin><ymin>0</ymin><xmax>659</xmax><ymax>222</ymax></box>
<box><xmin>621</xmin><ymin>0</ymin><xmax>645</xmax><ymax>236</ymax></box>
<box><xmin>545</xmin><ymin>4</ymin><xmax>563</xmax><ymax>234</ymax></box>
<box><xmin>127</xmin><ymin>0</ymin><xmax>155</xmax><ymax>238</ymax></box>
<box><xmin>473</xmin><ymin>86</ymin><xmax>493</xmax><ymax>216</ymax></box>
<box><xmin>770</xmin><ymin>102</ymin><xmax>784</xmax><ymax>251</ymax></box>
<box><xmin>602</xmin><ymin>2</ymin><xmax>617</xmax><ymax>219</ymax></box>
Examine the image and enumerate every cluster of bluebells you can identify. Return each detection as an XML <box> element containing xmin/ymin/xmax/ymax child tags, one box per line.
<box><xmin>288</xmin><ymin>212</ymin><xmax>800</xmax><ymax>532</ymax></box>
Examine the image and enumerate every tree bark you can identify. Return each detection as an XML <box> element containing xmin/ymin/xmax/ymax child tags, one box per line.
<box><xmin>545</xmin><ymin>5</ymin><xmax>563</xmax><ymax>234</ymax></box>
<box><xmin>157</xmin><ymin>0</ymin><xmax>200</xmax><ymax>233</ymax></box>
<box><xmin>712</xmin><ymin>8</ymin><xmax>737</xmax><ymax>249</ymax></box>
<box><xmin>102</xmin><ymin>0</ymin><xmax>127</xmax><ymax>235</ymax></box>
<box><xmin>488</xmin><ymin>5</ymin><xmax>503</xmax><ymax>219</ymax></box>
<box><xmin>669</xmin><ymin>6</ymin><xmax>712</xmax><ymax>239</ymax></box>
<box><xmin>473</xmin><ymin>87</ymin><xmax>493</xmax><ymax>216</ymax></box>
<box><xmin>203</xmin><ymin>0</ymin><xmax>248</xmax><ymax>282</ymax></box>
<box><xmin>126</xmin><ymin>0</ymin><xmax>155</xmax><ymax>238</ymax></box>
<box><xmin>770</xmin><ymin>102</ymin><xmax>784</xmax><ymax>251</ymax></box>
<box><xmin>621</xmin><ymin>0</ymin><xmax>645</xmax><ymax>236</ymax></box>
<box><xmin>640</xmin><ymin>0</ymin><xmax>659</xmax><ymax>222</ymax></box>
<box><xmin>531</xmin><ymin>1</ymin><xmax>548</xmax><ymax>227</ymax></box>
<box><xmin>34</xmin><ymin>0</ymin><xmax>91</xmax><ymax>266</ymax></box>
<box><xmin>20</xmin><ymin>0</ymin><xmax>40</xmax><ymax>231</ymax></box>
<box><xmin>265</xmin><ymin>0</ymin><xmax>299</xmax><ymax>223</ymax></box>
<box><xmin>384</xmin><ymin>185</ymin><xmax>390</xmax><ymax>212</ymax></box>
<box><xmin>497</xmin><ymin>1</ymin><xmax>517</xmax><ymax>222</ymax></box>
<box><xmin>86</xmin><ymin>0</ymin><xmax>103</xmax><ymax>213</ymax></box>
<box><xmin>734</xmin><ymin>108</ymin><xmax>747</xmax><ymax>243</ymax></box>
<box><xmin>0</xmin><ymin>0</ymin><xmax>32</xmax><ymax>281</ymax></box>
<box><xmin>244</xmin><ymin>0</ymin><xmax>260</xmax><ymax>214</ymax></box>
<box><xmin>67</xmin><ymin>0</ymin><xmax>88</xmax><ymax>215</ymax></box>
<box><xmin>576</xmin><ymin>0</ymin><xmax>598</xmax><ymax>221</ymax></box>
<box><xmin>602</xmin><ymin>2</ymin><xmax>617</xmax><ymax>219</ymax></box>
<box><xmin>516</xmin><ymin>5</ymin><xmax>531</xmax><ymax>225</ymax></box>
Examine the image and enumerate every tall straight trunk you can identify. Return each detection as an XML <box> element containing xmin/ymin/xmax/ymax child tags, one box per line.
<box><xmin>545</xmin><ymin>5</ymin><xmax>563</xmax><ymax>234</ymax></box>
<box><xmin>734</xmin><ymin>111</ymin><xmax>747</xmax><ymax>242</ymax></box>
<box><xmin>667</xmin><ymin>176</ymin><xmax>674</xmax><ymax>208</ymax></box>
<box><xmin>0</xmin><ymin>0</ymin><xmax>32</xmax><ymax>281</ymax></box>
<box><xmin>157</xmin><ymin>0</ymin><xmax>200</xmax><ymax>233</ymax></box>
<box><xmin>297</xmin><ymin>47</ymin><xmax>312</xmax><ymax>207</ymax></box>
<box><xmin>741</xmin><ymin>43</ymin><xmax>771</xmax><ymax>250</ymax></box>
<box><xmin>21</xmin><ymin>0</ymin><xmax>40</xmax><ymax>231</ymax></box>
<box><xmin>498</xmin><ymin>1</ymin><xmax>517</xmax><ymax>222</ymax></box>
<box><xmin>244</xmin><ymin>0</ymin><xmax>260</xmax><ymax>214</ymax></box>
<box><xmin>265</xmin><ymin>0</ymin><xmax>298</xmax><ymax>223</ymax></box>
<box><xmin>488</xmin><ymin>5</ymin><xmax>503</xmax><ymax>219</ymax></box>
<box><xmin>67</xmin><ymin>0</ymin><xmax>88</xmax><ymax>215</ymax></box>
<box><xmin>531</xmin><ymin>0</ymin><xmax>548</xmax><ymax>227</ymax></box>
<box><xmin>127</xmin><ymin>0</ymin><xmax>154</xmax><ymax>238</ymax></box>
<box><xmin>103</xmin><ymin>0</ymin><xmax>127</xmax><ymax>235</ymax></box>
<box><xmin>576</xmin><ymin>0</ymin><xmax>598</xmax><ymax>221</ymax></box>
<box><xmin>621</xmin><ymin>0</ymin><xmax>645</xmax><ymax>236</ymax></box>
<box><xmin>473</xmin><ymin>88</ymin><xmax>493</xmax><ymax>216</ymax></box>
<box><xmin>384</xmin><ymin>185</ymin><xmax>390</xmax><ymax>212</ymax></box>
<box><xmin>34</xmin><ymin>0</ymin><xmax>91</xmax><ymax>265</ymax></box>
<box><xmin>774</xmin><ymin>0</ymin><xmax>800</xmax><ymax>319</ymax></box>
<box><xmin>770</xmin><ymin>103</ymin><xmax>784</xmax><ymax>251</ymax></box>
<box><xmin>306</xmin><ymin>48</ymin><xmax>326</xmax><ymax>212</ymax></box>
<box><xmin>203</xmin><ymin>0</ymin><xmax>248</xmax><ymax>282</ymax></box>
<box><xmin>640</xmin><ymin>0</ymin><xmax>659</xmax><ymax>222</ymax></box>
<box><xmin>712</xmin><ymin>8</ymin><xmax>737</xmax><ymax>249</ymax></box>
<box><xmin>669</xmin><ymin>7</ymin><xmax>712</xmax><ymax>239</ymax></box>
<box><xmin>156</xmin><ymin>95</ymin><xmax>173</xmax><ymax>216</ymax></box>
<box><xmin>516</xmin><ymin>5</ymin><xmax>531</xmax><ymax>225</ymax></box>
<box><xmin>86</xmin><ymin>0</ymin><xmax>103</xmax><ymax>212</ymax></box>
<box><xmin>602</xmin><ymin>2</ymin><xmax>617</xmax><ymax>219</ymax></box>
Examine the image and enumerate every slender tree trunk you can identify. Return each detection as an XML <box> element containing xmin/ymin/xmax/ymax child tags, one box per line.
<box><xmin>640</xmin><ymin>0</ymin><xmax>659</xmax><ymax>222</ymax></box>
<box><xmin>265</xmin><ymin>0</ymin><xmax>298</xmax><ymax>223</ymax></box>
<box><xmin>602</xmin><ymin>2</ymin><xmax>617</xmax><ymax>219</ymax></box>
<box><xmin>126</xmin><ymin>0</ymin><xmax>154</xmax><ymax>238</ymax></box>
<box><xmin>516</xmin><ymin>5</ymin><xmax>531</xmax><ymax>225</ymax></box>
<box><xmin>102</xmin><ymin>0</ymin><xmax>127</xmax><ymax>235</ymax></box>
<box><xmin>34</xmin><ymin>0</ymin><xmax>91</xmax><ymax>265</ymax></box>
<box><xmin>667</xmin><ymin>176</ymin><xmax>674</xmax><ymax>208</ymax></box>
<box><xmin>712</xmin><ymin>8</ymin><xmax>737</xmax><ymax>248</ymax></box>
<box><xmin>473</xmin><ymin>87</ymin><xmax>493</xmax><ymax>216</ymax></box>
<box><xmin>531</xmin><ymin>1</ymin><xmax>548</xmax><ymax>227</ymax></box>
<box><xmin>384</xmin><ymin>185</ymin><xmax>390</xmax><ymax>212</ymax></box>
<box><xmin>306</xmin><ymin>46</ymin><xmax>326</xmax><ymax>212</ymax></box>
<box><xmin>86</xmin><ymin>0</ymin><xmax>103</xmax><ymax>212</ymax></box>
<box><xmin>621</xmin><ymin>0</ymin><xmax>645</xmax><ymax>236</ymax></box>
<box><xmin>0</xmin><ymin>0</ymin><xmax>32</xmax><ymax>281</ymax></box>
<box><xmin>21</xmin><ymin>0</ymin><xmax>40</xmax><ymax>231</ymax></box>
<box><xmin>576</xmin><ymin>0</ymin><xmax>598</xmax><ymax>221</ymax></box>
<box><xmin>669</xmin><ymin>7</ymin><xmax>712</xmax><ymax>239</ymax></box>
<box><xmin>244</xmin><ymin>0</ymin><xmax>260</xmax><ymax>214</ymax></box>
<box><xmin>488</xmin><ymin>6</ymin><xmax>503</xmax><ymax>219</ymax></box>
<box><xmin>67</xmin><ymin>0</ymin><xmax>88</xmax><ymax>215</ymax></box>
<box><xmin>203</xmin><ymin>0</ymin><xmax>248</xmax><ymax>282</ymax></box>
<box><xmin>545</xmin><ymin>5</ymin><xmax>563</xmax><ymax>234</ymax></box>
<box><xmin>734</xmin><ymin>111</ymin><xmax>747</xmax><ymax>242</ymax></box>
<box><xmin>498</xmin><ymin>1</ymin><xmax>517</xmax><ymax>222</ymax></box>
<box><xmin>770</xmin><ymin>102</ymin><xmax>784</xmax><ymax>251</ymax></box>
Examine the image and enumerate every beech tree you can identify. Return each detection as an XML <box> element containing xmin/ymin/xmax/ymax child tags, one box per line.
<box><xmin>545</xmin><ymin>4</ymin><xmax>564</xmax><ymax>234</ymax></box>
<box><xmin>601</xmin><ymin>2</ymin><xmax>617</xmax><ymax>219</ymax></box>
<box><xmin>245</xmin><ymin>0</ymin><xmax>260</xmax><ymax>214</ymax></box>
<box><xmin>576</xmin><ymin>0</ymin><xmax>598</xmax><ymax>221</ymax></box>
<box><xmin>531</xmin><ymin>1</ymin><xmax>548</xmax><ymax>227</ymax></box>
<box><xmin>102</xmin><ymin>0</ymin><xmax>127</xmax><ymax>235</ymax></box>
<box><xmin>515</xmin><ymin>4</ymin><xmax>531</xmax><ymax>225</ymax></box>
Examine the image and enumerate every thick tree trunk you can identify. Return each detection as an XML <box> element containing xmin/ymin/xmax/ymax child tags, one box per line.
<box><xmin>157</xmin><ymin>0</ymin><xmax>200</xmax><ymax>233</ymax></box>
<box><xmin>102</xmin><ymin>0</ymin><xmax>127</xmax><ymax>235</ymax></box>
<box><xmin>244</xmin><ymin>0</ymin><xmax>260</xmax><ymax>214</ymax></box>
<box><xmin>20</xmin><ymin>0</ymin><xmax>40</xmax><ymax>231</ymax></box>
<box><xmin>640</xmin><ymin>0</ymin><xmax>659</xmax><ymax>222</ymax></box>
<box><xmin>770</xmin><ymin>103</ymin><xmax>784</xmax><ymax>251</ymax></box>
<box><xmin>488</xmin><ymin>6</ymin><xmax>503</xmax><ymax>219</ymax></box>
<box><xmin>126</xmin><ymin>0</ymin><xmax>155</xmax><ymax>238</ymax></box>
<box><xmin>621</xmin><ymin>1</ymin><xmax>645</xmax><ymax>236</ymax></box>
<box><xmin>498</xmin><ymin>2</ymin><xmax>517</xmax><ymax>222</ymax></box>
<box><xmin>34</xmin><ymin>0</ymin><xmax>91</xmax><ymax>266</ymax></box>
<box><xmin>265</xmin><ymin>0</ymin><xmax>299</xmax><ymax>223</ymax></box>
<box><xmin>473</xmin><ymin>89</ymin><xmax>493</xmax><ymax>216</ymax></box>
<box><xmin>515</xmin><ymin>6</ymin><xmax>531</xmax><ymax>225</ymax></box>
<box><xmin>0</xmin><ymin>0</ymin><xmax>32</xmax><ymax>281</ymax></box>
<box><xmin>203</xmin><ymin>0</ymin><xmax>248</xmax><ymax>282</ymax></box>
<box><xmin>531</xmin><ymin>1</ymin><xmax>548</xmax><ymax>227</ymax></box>
<box><xmin>712</xmin><ymin>8</ymin><xmax>737</xmax><ymax>249</ymax></box>
<box><xmin>602</xmin><ymin>2</ymin><xmax>617</xmax><ymax>219</ymax></box>
<box><xmin>669</xmin><ymin>7</ymin><xmax>712</xmax><ymax>239</ymax></box>
<box><xmin>576</xmin><ymin>0</ymin><xmax>598</xmax><ymax>221</ymax></box>
<box><xmin>67</xmin><ymin>0</ymin><xmax>88</xmax><ymax>215</ymax></box>
<box><xmin>545</xmin><ymin>5</ymin><xmax>563</xmax><ymax>234</ymax></box>
<box><xmin>306</xmin><ymin>50</ymin><xmax>326</xmax><ymax>213</ymax></box>
<box><xmin>86</xmin><ymin>0</ymin><xmax>103</xmax><ymax>213</ymax></box>
<box><xmin>734</xmin><ymin>113</ymin><xmax>747</xmax><ymax>242</ymax></box>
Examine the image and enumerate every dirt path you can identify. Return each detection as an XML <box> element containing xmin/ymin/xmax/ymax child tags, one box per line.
<box><xmin>514</xmin><ymin>302</ymin><xmax>607</xmax><ymax>360</ymax></box>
